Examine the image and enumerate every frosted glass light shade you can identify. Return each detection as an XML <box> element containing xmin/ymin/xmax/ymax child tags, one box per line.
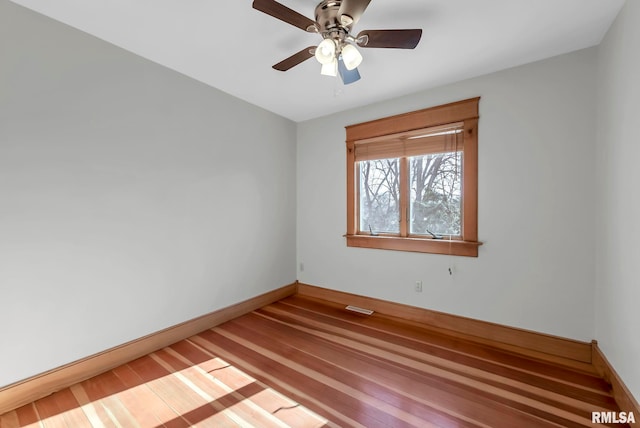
<box><xmin>341</xmin><ymin>44</ymin><xmax>363</xmax><ymax>70</ymax></box>
<box><xmin>338</xmin><ymin>56</ymin><xmax>361</xmax><ymax>84</ymax></box>
<box><xmin>321</xmin><ymin>58</ymin><xmax>338</xmax><ymax>76</ymax></box>
<box><xmin>315</xmin><ymin>39</ymin><xmax>336</xmax><ymax>65</ymax></box>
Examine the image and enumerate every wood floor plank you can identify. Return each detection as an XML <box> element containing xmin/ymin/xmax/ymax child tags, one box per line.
<box><xmin>188</xmin><ymin>334</ymin><xmax>374</xmax><ymax>428</ymax></box>
<box><xmin>278</xmin><ymin>298</ymin><xmax>617</xmax><ymax>423</ymax></box>
<box><xmin>75</xmin><ymin>370</ymin><xmax>141</xmax><ymax>427</ymax></box>
<box><xmin>164</xmin><ymin>341</ymin><xmax>324</xmax><ymax>427</ymax></box>
<box><xmin>0</xmin><ymin>411</ymin><xmax>20</xmax><ymax>428</ymax></box>
<box><xmin>195</xmin><ymin>328</ymin><xmax>445</xmax><ymax>428</ymax></box>
<box><xmin>179</xmin><ymin>339</ymin><xmax>332</xmax><ymax>428</ymax></box>
<box><xmin>69</xmin><ymin>383</ymin><xmax>118</xmax><ymax>428</ymax></box>
<box><xmin>217</xmin><ymin>312</ymin><xmax>568</xmax><ymax>427</ymax></box>
<box><xmin>127</xmin><ymin>354</ymin><xmax>242</xmax><ymax>427</ymax></box>
<box><xmin>48</xmin><ymin>389</ymin><xmax>92</xmax><ymax>428</ymax></box>
<box><xmin>0</xmin><ymin>294</ymin><xmax>628</xmax><ymax>427</ymax></box>
<box><xmin>249</xmin><ymin>307</ymin><xmax>612</xmax><ymax>421</ymax></box>
<box><xmin>150</xmin><ymin>348</ymin><xmax>289</xmax><ymax>428</ymax></box>
<box><xmin>33</xmin><ymin>392</ymin><xmax>74</xmax><ymax>428</ymax></box>
<box><xmin>265</xmin><ymin>298</ymin><xmax>614</xmax><ymax>405</ymax></box>
<box><xmin>12</xmin><ymin>404</ymin><xmax>40</xmax><ymax>428</ymax></box>
<box><xmin>113</xmin><ymin>362</ymin><xmax>189</xmax><ymax>428</ymax></box>
<box><xmin>273</xmin><ymin>298</ymin><xmax>608</xmax><ymax>390</ymax></box>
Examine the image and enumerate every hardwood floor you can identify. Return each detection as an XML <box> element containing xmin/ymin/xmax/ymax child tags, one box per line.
<box><xmin>0</xmin><ymin>295</ymin><xmax>626</xmax><ymax>427</ymax></box>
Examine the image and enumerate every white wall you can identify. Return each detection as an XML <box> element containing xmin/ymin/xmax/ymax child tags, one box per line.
<box><xmin>297</xmin><ymin>48</ymin><xmax>598</xmax><ymax>341</ymax></box>
<box><xmin>595</xmin><ymin>0</ymin><xmax>640</xmax><ymax>402</ymax></box>
<box><xmin>0</xmin><ymin>1</ymin><xmax>296</xmax><ymax>388</ymax></box>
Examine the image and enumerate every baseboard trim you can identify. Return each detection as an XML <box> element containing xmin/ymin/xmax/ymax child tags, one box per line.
<box><xmin>296</xmin><ymin>283</ymin><xmax>594</xmax><ymax>371</ymax></box>
<box><xmin>0</xmin><ymin>282</ymin><xmax>298</xmax><ymax>415</ymax></box>
<box><xmin>592</xmin><ymin>341</ymin><xmax>640</xmax><ymax>418</ymax></box>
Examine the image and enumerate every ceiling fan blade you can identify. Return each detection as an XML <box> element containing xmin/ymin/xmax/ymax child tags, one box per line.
<box><xmin>272</xmin><ymin>46</ymin><xmax>316</xmax><ymax>71</ymax></box>
<box><xmin>252</xmin><ymin>0</ymin><xmax>317</xmax><ymax>32</ymax></box>
<box><xmin>338</xmin><ymin>0</ymin><xmax>372</xmax><ymax>27</ymax></box>
<box><xmin>357</xmin><ymin>29</ymin><xmax>422</xmax><ymax>49</ymax></box>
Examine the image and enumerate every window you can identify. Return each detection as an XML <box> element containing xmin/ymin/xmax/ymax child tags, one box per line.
<box><xmin>345</xmin><ymin>98</ymin><xmax>481</xmax><ymax>256</ymax></box>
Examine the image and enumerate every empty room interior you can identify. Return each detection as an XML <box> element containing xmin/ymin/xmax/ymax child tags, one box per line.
<box><xmin>1</xmin><ymin>0</ymin><xmax>639</xmax><ymax>426</ymax></box>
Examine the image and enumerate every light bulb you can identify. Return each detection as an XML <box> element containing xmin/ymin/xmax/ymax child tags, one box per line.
<box><xmin>315</xmin><ymin>39</ymin><xmax>336</xmax><ymax>65</ymax></box>
<box><xmin>341</xmin><ymin>44</ymin><xmax>363</xmax><ymax>71</ymax></box>
<box><xmin>321</xmin><ymin>58</ymin><xmax>338</xmax><ymax>76</ymax></box>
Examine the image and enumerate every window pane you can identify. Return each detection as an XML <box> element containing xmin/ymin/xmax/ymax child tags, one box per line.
<box><xmin>409</xmin><ymin>152</ymin><xmax>462</xmax><ymax>236</ymax></box>
<box><xmin>359</xmin><ymin>158</ymin><xmax>400</xmax><ymax>234</ymax></box>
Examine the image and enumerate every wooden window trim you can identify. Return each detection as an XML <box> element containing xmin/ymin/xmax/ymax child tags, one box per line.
<box><xmin>345</xmin><ymin>97</ymin><xmax>481</xmax><ymax>257</ymax></box>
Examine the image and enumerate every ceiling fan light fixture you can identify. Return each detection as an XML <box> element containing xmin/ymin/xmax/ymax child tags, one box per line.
<box><xmin>253</xmin><ymin>0</ymin><xmax>423</xmax><ymax>83</ymax></box>
<box><xmin>320</xmin><ymin>58</ymin><xmax>338</xmax><ymax>76</ymax></box>
<box><xmin>341</xmin><ymin>44</ymin><xmax>363</xmax><ymax>70</ymax></box>
<box><xmin>315</xmin><ymin>38</ymin><xmax>336</xmax><ymax>65</ymax></box>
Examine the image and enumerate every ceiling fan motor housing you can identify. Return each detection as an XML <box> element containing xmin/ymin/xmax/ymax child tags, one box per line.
<box><xmin>315</xmin><ymin>0</ymin><xmax>356</xmax><ymax>55</ymax></box>
<box><xmin>315</xmin><ymin>1</ymin><xmax>349</xmax><ymax>33</ymax></box>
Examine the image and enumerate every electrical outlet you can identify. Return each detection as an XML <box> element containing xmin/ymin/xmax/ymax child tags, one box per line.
<box><xmin>414</xmin><ymin>280</ymin><xmax>423</xmax><ymax>292</ymax></box>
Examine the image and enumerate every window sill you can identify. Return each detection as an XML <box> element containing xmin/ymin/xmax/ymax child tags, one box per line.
<box><xmin>345</xmin><ymin>235</ymin><xmax>482</xmax><ymax>257</ymax></box>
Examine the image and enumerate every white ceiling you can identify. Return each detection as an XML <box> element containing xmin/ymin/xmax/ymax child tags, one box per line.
<box><xmin>10</xmin><ymin>0</ymin><xmax>625</xmax><ymax>122</ymax></box>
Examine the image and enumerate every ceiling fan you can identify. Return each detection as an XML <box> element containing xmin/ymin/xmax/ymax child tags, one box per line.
<box><xmin>252</xmin><ymin>0</ymin><xmax>423</xmax><ymax>84</ymax></box>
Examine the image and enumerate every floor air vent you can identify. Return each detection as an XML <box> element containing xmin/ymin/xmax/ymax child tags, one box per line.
<box><xmin>345</xmin><ymin>305</ymin><xmax>374</xmax><ymax>315</ymax></box>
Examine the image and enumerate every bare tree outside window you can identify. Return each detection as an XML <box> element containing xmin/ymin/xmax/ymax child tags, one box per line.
<box><xmin>359</xmin><ymin>158</ymin><xmax>400</xmax><ymax>233</ymax></box>
<box><xmin>410</xmin><ymin>151</ymin><xmax>462</xmax><ymax>236</ymax></box>
<box><xmin>358</xmin><ymin>152</ymin><xmax>461</xmax><ymax>236</ymax></box>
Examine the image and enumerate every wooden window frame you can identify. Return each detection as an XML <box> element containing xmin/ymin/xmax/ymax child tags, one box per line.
<box><xmin>345</xmin><ymin>97</ymin><xmax>481</xmax><ymax>257</ymax></box>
